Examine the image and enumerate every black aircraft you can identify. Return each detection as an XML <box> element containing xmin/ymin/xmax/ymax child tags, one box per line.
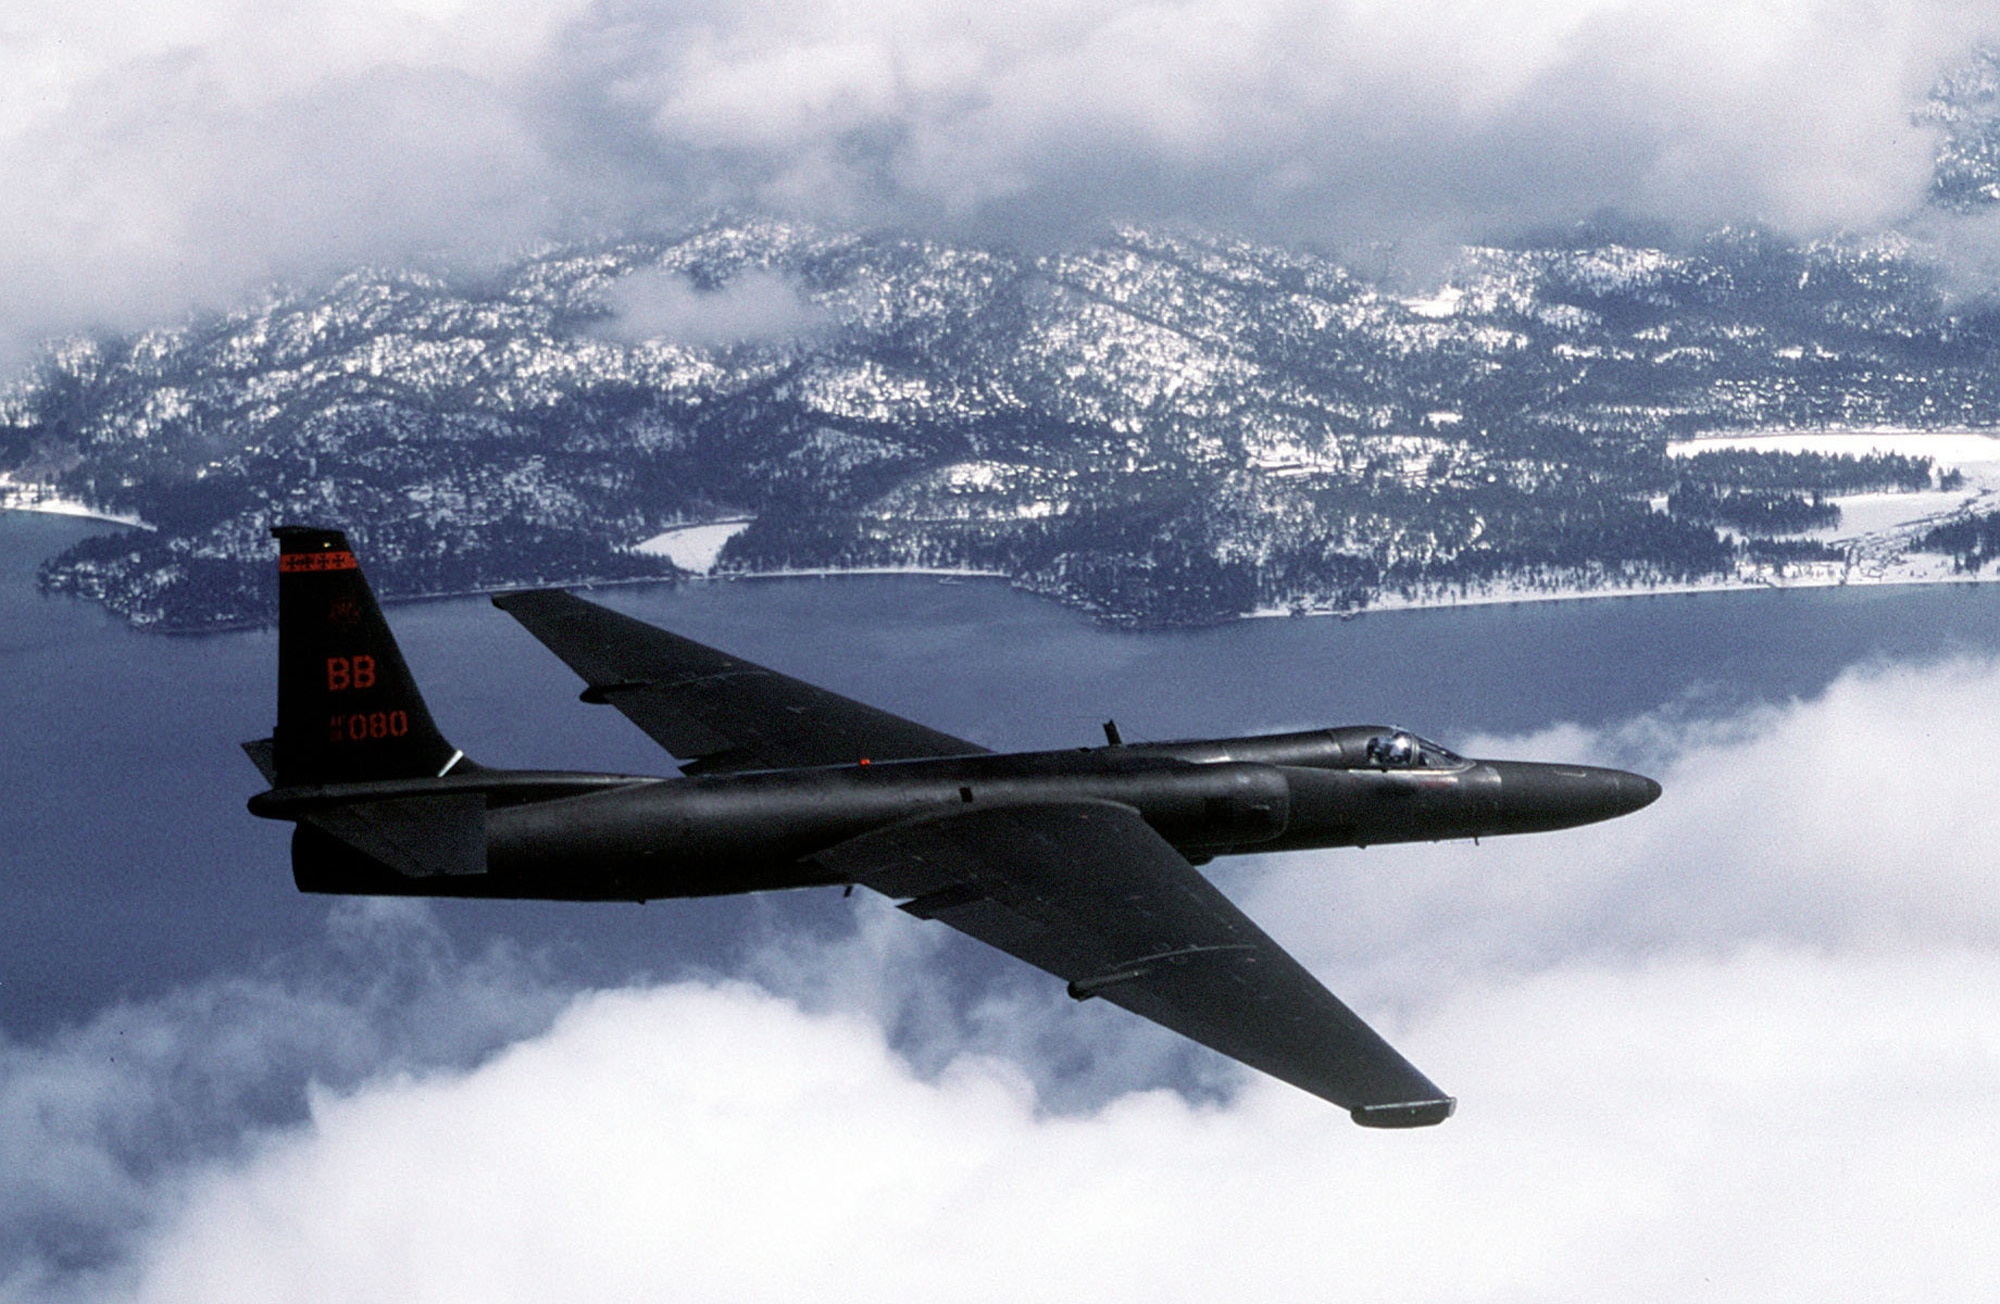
<box><xmin>245</xmin><ymin>526</ymin><xmax>1660</xmax><ymax>1127</ymax></box>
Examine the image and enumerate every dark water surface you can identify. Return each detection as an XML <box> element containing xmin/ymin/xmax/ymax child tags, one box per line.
<box><xmin>7</xmin><ymin>509</ymin><xmax>2000</xmax><ymax>1033</ymax></box>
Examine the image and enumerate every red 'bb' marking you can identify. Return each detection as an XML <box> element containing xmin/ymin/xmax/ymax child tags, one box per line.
<box><xmin>280</xmin><ymin>551</ymin><xmax>358</xmax><ymax>573</ymax></box>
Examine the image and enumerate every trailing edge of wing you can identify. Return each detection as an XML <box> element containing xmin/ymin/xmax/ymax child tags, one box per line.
<box><xmin>492</xmin><ymin>589</ymin><xmax>988</xmax><ymax>774</ymax></box>
<box><xmin>812</xmin><ymin>799</ymin><xmax>1454</xmax><ymax>1126</ymax></box>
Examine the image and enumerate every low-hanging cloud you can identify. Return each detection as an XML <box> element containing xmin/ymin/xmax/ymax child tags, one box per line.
<box><xmin>592</xmin><ymin>268</ymin><xmax>832</xmax><ymax>346</ymax></box>
<box><xmin>5</xmin><ymin>651</ymin><xmax>2000</xmax><ymax>1303</ymax></box>
<box><xmin>0</xmin><ymin>0</ymin><xmax>582</xmax><ymax>364</ymax></box>
<box><xmin>590</xmin><ymin>0</ymin><xmax>1990</xmax><ymax>239</ymax></box>
<box><xmin>5</xmin><ymin>0</ymin><xmax>2000</xmax><ymax>366</ymax></box>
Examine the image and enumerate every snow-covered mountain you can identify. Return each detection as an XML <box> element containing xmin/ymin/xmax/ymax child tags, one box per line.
<box><xmin>4</xmin><ymin>217</ymin><xmax>1996</xmax><ymax>628</ymax></box>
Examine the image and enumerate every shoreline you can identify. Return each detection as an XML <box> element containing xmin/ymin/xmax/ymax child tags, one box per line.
<box><xmin>13</xmin><ymin>422</ymin><xmax>2000</xmax><ymax>630</ymax></box>
<box><xmin>697</xmin><ymin>565</ymin><xmax>2000</xmax><ymax>619</ymax></box>
<box><xmin>10</xmin><ymin>500</ymin><xmax>2000</xmax><ymax>633</ymax></box>
<box><xmin>1258</xmin><ymin>567</ymin><xmax>2000</xmax><ymax>621</ymax></box>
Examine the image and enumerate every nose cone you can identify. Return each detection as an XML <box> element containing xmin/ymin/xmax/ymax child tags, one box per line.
<box><xmin>1489</xmin><ymin>761</ymin><xmax>1661</xmax><ymax>834</ymax></box>
<box><xmin>1622</xmin><ymin>771</ymin><xmax>1664</xmax><ymax>811</ymax></box>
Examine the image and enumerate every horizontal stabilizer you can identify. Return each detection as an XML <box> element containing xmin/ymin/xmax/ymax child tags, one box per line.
<box><xmin>241</xmin><ymin>737</ymin><xmax>278</xmax><ymax>785</ymax></box>
<box><xmin>303</xmin><ymin>794</ymin><xmax>486</xmax><ymax>878</ymax></box>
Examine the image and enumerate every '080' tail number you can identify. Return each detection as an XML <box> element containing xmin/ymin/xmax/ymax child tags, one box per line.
<box><xmin>329</xmin><ymin>710</ymin><xmax>409</xmax><ymax>744</ymax></box>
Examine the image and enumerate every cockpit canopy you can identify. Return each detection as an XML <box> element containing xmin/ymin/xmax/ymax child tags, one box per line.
<box><xmin>1364</xmin><ymin>730</ymin><xmax>1464</xmax><ymax>769</ymax></box>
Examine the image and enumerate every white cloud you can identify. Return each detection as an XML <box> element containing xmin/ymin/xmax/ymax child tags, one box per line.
<box><xmin>594</xmin><ymin>267</ymin><xmax>831</xmax><ymax>347</ymax></box>
<box><xmin>6</xmin><ymin>653</ymin><xmax>2000</xmax><ymax>1303</ymax></box>
<box><xmin>0</xmin><ymin>8</ymin><xmax>570</xmax><ymax>365</ymax></box>
<box><xmin>589</xmin><ymin>0</ymin><xmax>1995</xmax><ymax>239</ymax></box>
<box><xmin>4</xmin><ymin>0</ymin><xmax>1998</xmax><ymax>364</ymax></box>
<box><xmin>85</xmin><ymin>953</ymin><xmax>2000</xmax><ymax>1303</ymax></box>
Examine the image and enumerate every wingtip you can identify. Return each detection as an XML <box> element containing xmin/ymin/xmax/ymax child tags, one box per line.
<box><xmin>1350</xmin><ymin>1097</ymin><xmax>1456</xmax><ymax>1128</ymax></box>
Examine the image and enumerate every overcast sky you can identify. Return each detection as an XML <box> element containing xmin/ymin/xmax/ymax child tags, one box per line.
<box><xmin>3</xmin><ymin>0</ymin><xmax>1999</xmax><ymax>364</ymax></box>
<box><xmin>6</xmin><ymin>650</ymin><xmax>1997</xmax><ymax>1302</ymax></box>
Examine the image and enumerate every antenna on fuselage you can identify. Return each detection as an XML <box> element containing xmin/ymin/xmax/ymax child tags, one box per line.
<box><xmin>1103</xmin><ymin>719</ymin><xmax>1124</xmax><ymax>747</ymax></box>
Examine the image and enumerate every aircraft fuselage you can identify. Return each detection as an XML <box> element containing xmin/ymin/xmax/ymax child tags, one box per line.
<box><xmin>261</xmin><ymin>726</ymin><xmax>1657</xmax><ymax>901</ymax></box>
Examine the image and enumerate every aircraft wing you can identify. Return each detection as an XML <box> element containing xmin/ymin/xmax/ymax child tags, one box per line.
<box><xmin>492</xmin><ymin>589</ymin><xmax>987</xmax><ymax>773</ymax></box>
<box><xmin>813</xmin><ymin>799</ymin><xmax>1455</xmax><ymax>1126</ymax></box>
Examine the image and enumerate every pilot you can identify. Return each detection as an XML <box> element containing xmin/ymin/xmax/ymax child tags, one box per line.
<box><xmin>1367</xmin><ymin>732</ymin><xmax>1418</xmax><ymax>768</ymax></box>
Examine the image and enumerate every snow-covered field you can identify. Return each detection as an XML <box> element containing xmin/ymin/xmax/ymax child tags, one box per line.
<box><xmin>0</xmin><ymin>474</ymin><xmax>150</xmax><ymax>528</ymax></box>
<box><xmin>633</xmin><ymin>519</ymin><xmax>754</xmax><ymax>573</ymax></box>
<box><xmin>1809</xmin><ymin>489</ymin><xmax>1971</xmax><ymax>539</ymax></box>
<box><xmin>632</xmin><ymin>517</ymin><xmax>1012</xmax><ymax>583</ymax></box>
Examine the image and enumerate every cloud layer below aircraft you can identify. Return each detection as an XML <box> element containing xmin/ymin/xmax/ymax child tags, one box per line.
<box><xmin>4</xmin><ymin>651</ymin><xmax>1997</xmax><ymax>1303</ymax></box>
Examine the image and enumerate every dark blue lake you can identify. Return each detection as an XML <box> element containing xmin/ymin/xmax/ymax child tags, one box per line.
<box><xmin>8</xmin><ymin>508</ymin><xmax>2000</xmax><ymax>1034</ymax></box>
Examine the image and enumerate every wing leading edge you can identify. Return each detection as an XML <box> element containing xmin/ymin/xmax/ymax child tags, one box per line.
<box><xmin>814</xmin><ymin>799</ymin><xmax>1454</xmax><ymax>1126</ymax></box>
<box><xmin>493</xmin><ymin>589</ymin><xmax>987</xmax><ymax>773</ymax></box>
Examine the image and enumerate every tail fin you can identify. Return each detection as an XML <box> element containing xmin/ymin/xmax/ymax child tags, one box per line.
<box><xmin>265</xmin><ymin>525</ymin><xmax>467</xmax><ymax>788</ymax></box>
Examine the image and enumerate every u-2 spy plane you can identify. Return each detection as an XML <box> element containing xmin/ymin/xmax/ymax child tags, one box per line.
<box><xmin>245</xmin><ymin>526</ymin><xmax>1660</xmax><ymax>1127</ymax></box>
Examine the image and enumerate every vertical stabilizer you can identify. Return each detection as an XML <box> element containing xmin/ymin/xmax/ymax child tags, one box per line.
<box><xmin>270</xmin><ymin>526</ymin><xmax>464</xmax><ymax>787</ymax></box>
